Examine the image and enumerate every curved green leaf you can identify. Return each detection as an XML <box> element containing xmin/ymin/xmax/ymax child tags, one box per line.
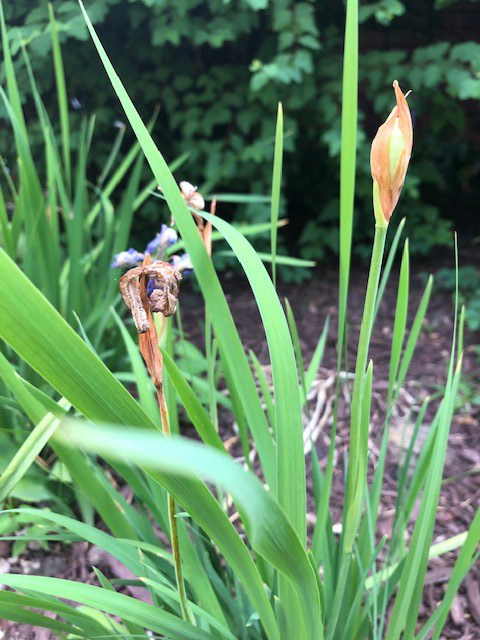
<box><xmin>161</xmin><ymin>348</ymin><xmax>226</xmax><ymax>453</ymax></box>
<box><xmin>62</xmin><ymin>423</ymin><xmax>323</xmax><ymax>638</ymax></box>
<box><xmin>78</xmin><ymin>0</ymin><xmax>275</xmax><ymax>492</ymax></box>
<box><xmin>0</xmin><ymin>575</ymin><xmax>212</xmax><ymax>640</ymax></box>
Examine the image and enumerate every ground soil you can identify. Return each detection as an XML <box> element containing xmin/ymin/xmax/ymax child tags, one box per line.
<box><xmin>2</xmin><ymin>252</ymin><xmax>479</xmax><ymax>639</ymax></box>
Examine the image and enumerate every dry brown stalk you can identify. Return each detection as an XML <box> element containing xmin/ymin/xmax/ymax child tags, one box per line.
<box><xmin>119</xmin><ymin>253</ymin><xmax>193</xmax><ymax>624</ymax></box>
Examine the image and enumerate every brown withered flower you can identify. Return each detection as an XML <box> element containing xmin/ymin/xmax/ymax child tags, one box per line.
<box><xmin>370</xmin><ymin>80</ymin><xmax>413</xmax><ymax>226</ymax></box>
<box><xmin>119</xmin><ymin>258</ymin><xmax>182</xmax><ymax>334</ymax></box>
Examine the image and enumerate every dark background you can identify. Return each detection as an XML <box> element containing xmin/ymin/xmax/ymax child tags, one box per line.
<box><xmin>2</xmin><ymin>0</ymin><xmax>480</xmax><ymax>269</ymax></box>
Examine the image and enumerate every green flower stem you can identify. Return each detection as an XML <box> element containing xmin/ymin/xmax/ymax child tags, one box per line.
<box><xmin>327</xmin><ymin>223</ymin><xmax>387</xmax><ymax>640</ymax></box>
<box><xmin>346</xmin><ymin>223</ymin><xmax>386</xmax><ymax>533</ymax></box>
<box><xmin>158</xmin><ymin>388</ymin><xmax>195</xmax><ymax>626</ymax></box>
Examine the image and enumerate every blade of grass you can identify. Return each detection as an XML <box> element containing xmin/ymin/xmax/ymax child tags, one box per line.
<box><xmin>48</xmin><ymin>3</ymin><xmax>70</xmax><ymax>191</ymax></box>
<box><xmin>198</xmin><ymin>210</ymin><xmax>309</xmax><ymax>636</ymax></box>
<box><xmin>387</xmin><ymin>239</ymin><xmax>409</xmax><ymax>408</ymax></box>
<box><xmin>98</xmin><ymin>124</ymin><xmax>126</xmax><ymax>188</ymax></box>
<box><xmin>270</xmin><ymin>103</ymin><xmax>283</xmax><ymax>288</ymax></box>
<box><xmin>0</xmin><ymin>1</ymin><xmax>28</xmax><ymax>140</ymax></box>
<box><xmin>216</xmin><ymin>250</ymin><xmax>315</xmax><ymax>268</ymax></box>
<box><xmin>165</xmin><ymin>219</ymin><xmax>289</xmax><ymax>258</ymax></box>
<box><xmin>317</xmin><ymin>0</ymin><xmax>358</xmax><ymax>605</ymax></box>
<box><xmin>305</xmin><ymin>315</ymin><xmax>330</xmax><ymax>397</ymax></box>
<box><xmin>0</xmin><ymin>590</ymin><xmax>112</xmax><ymax>637</ymax></box>
<box><xmin>337</xmin><ymin>0</ymin><xmax>358</xmax><ymax>368</ymax></box>
<box><xmin>393</xmin><ymin>275</ymin><xmax>433</xmax><ymax>406</ymax></box>
<box><xmin>0</xmin><ymin>602</ymin><xmax>82</xmax><ymax>637</ymax></box>
<box><xmin>0</xmin><ymin>409</ymin><xmax>62</xmax><ymax>503</ymax></box>
<box><xmin>392</xmin><ymin>396</ymin><xmax>430</xmax><ymax>539</ymax></box>
<box><xmin>200</xmin><ymin>211</ymin><xmax>305</xmax><ymax>539</ymax></box>
<box><xmin>0</xmin><ymin>188</ymin><xmax>14</xmax><ymax>258</ymax></box>
<box><xmin>249</xmin><ymin>350</ymin><xmax>276</xmax><ymax>436</ymax></box>
<box><xmin>285</xmin><ymin>298</ymin><xmax>307</xmax><ymax>407</ymax></box>
<box><xmin>160</xmin><ymin>348</ymin><xmax>227</xmax><ymax>453</ymax></box>
<box><xmin>328</xmin><ymin>225</ymin><xmax>386</xmax><ymax>640</ymax></box>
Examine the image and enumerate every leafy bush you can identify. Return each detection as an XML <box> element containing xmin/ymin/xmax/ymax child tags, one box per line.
<box><xmin>0</xmin><ymin>2</ymin><xmax>479</xmax><ymax>640</ymax></box>
<box><xmin>1</xmin><ymin>0</ymin><xmax>479</xmax><ymax>262</ymax></box>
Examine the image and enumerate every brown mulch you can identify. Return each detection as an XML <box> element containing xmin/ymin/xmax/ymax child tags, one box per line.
<box><xmin>2</xmin><ymin>256</ymin><xmax>479</xmax><ymax>639</ymax></box>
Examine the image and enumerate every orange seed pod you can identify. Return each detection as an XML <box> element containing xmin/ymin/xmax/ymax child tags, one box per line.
<box><xmin>370</xmin><ymin>80</ymin><xmax>413</xmax><ymax>227</ymax></box>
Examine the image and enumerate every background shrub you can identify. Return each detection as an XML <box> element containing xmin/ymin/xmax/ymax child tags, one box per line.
<box><xmin>2</xmin><ymin>0</ymin><xmax>480</xmax><ymax>262</ymax></box>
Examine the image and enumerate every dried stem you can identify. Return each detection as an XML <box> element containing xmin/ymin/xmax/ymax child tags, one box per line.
<box><xmin>124</xmin><ymin>254</ymin><xmax>194</xmax><ymax>625</ymax></box>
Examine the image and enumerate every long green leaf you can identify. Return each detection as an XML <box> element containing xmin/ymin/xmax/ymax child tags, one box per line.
<box><xmin>305</xmin><ymin>315</ymin><xmax>330</xmax><ymax>396</ymax></box>
<box><xmin>0</xmin><ymin>575</ymin><xmax>212</xmax><ymax>640</ymax></box>
<box><xmin>270</xmin><ymin>102</ymin><xmax>283</xmax><ymax>288</ymax></box>
<box><xmin>201</xmin><ymin>211</ymin><xmax>305</xmax><ymax>541</ymax></box>
<box><xmin>62</xmin><ymin>423</ymin><xmax>323</xmax><ymax>639</ymax></box>
<box><xmin>0</xmin><ymin>590</ymin><xmax>112</xmax><ymax>637</ymax></box>
<box><xmin>285</xmin><ymin>298</ymin><xmax>307</xmax><ymax>406</ymax></box>
<box><xmin>78</xmin><ymin>0</ymin><xmax>276</xmax><ymax>491</ymax></box>
<box><xmin>393</xmin><ymin>275</ymin><xmax>433</xmax><ymax>405</ymax></box>
<box><xmin>387</xmin><ymin>239</ymin><xmax>409</xmax><ymax>407</ymax></box>
<box><xmin>0</xmin><ymin>408</ymin><xmax>62</xmax><ymax>503</ymax></box>
<box><xmin>161</xmin><ymin>348</ymin><xmax>226</xmax><ymax>453</ymax></box>
<box><xmin>48</xmin><ymin>3</ymin><xmax>70</xmax><ymax>190</ymax></box>
<box><xmin>337</xmin><ymin>0</ymin><xmax>358</xmax><ymax>367</ymax></box>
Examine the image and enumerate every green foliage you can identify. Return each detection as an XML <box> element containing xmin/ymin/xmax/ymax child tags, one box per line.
<box><xmin>0</xmin><ymin>3</ymin><xmax>478</xmax><ymax>639</ymax></box>
<box><xmin>1</xmin><ymin>0</ymin><xmax>479</xmax><ymax>263</ymax></box>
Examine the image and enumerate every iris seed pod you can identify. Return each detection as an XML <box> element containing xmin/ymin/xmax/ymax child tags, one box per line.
<box><xmin>370</xmin><ymin>80</ymin><xmax>413</xmax><ymax>227</ymax></box>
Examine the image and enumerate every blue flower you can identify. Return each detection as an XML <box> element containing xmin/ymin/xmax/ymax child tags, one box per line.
<box><xmin>111</xmin><ymin>248</ymin><xmax>144</xmax><ymax>269</ymax></box>
<box><xmin>171</xmin><ymin>253</ymin><xmax>194</xmax><ymax>276</ymax></box>
<box><xmin>146</xmin><ymin>224</ymin><xmax>178</xmax><ymax>257</ymax></box>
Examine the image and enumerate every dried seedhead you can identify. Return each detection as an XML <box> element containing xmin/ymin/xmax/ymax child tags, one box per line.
<box><xmin>119</xmin><ymin>260</ymin><xmax>182</xmax><ymax>334</ymax></box>
<box><xmin>144</xmin><ymin>262</ymin><xmax>182</xmax><ymax>317</ymax></box>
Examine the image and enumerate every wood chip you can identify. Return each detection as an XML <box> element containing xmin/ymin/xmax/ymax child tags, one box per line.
<box><xmin>450</xmin><ymin>594</ymin><xmax>465</xmax><ymax>627</ymax></box>
<box><xmin>466</xmin><ymin>576</ymin><xmax>480</xmax><ymax>626</ymax></box>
